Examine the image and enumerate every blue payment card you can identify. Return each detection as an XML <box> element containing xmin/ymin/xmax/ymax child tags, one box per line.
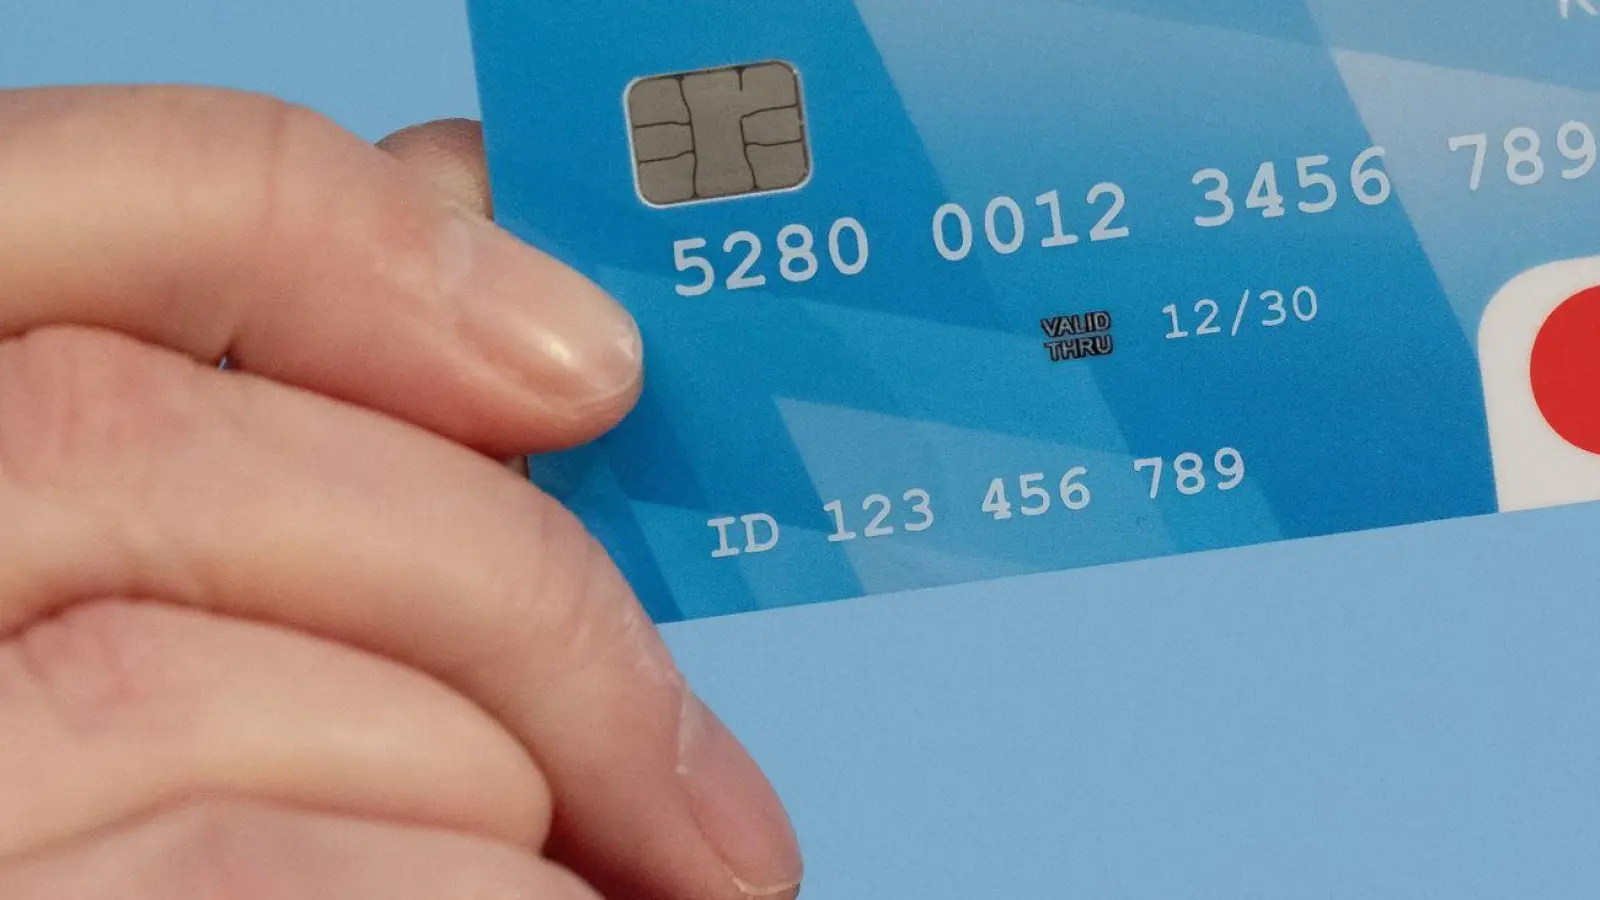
<box><xmin>469</xmin><ymin>0</ymin><xmax>1600</xmax><ymax>622</ymax></box>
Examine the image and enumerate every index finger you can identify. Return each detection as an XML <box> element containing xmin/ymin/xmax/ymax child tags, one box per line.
<box><xmin>0</xmin><ymin>86</ymin><xmax>641</xmax><ymax>455</ymax></box>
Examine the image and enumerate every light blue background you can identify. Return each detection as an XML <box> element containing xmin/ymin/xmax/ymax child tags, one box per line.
<box><xmin>6</xmin><ymin>3</ymin><xmax>1598</xmax><ymax>898</ymax></box>
<box><xmin>0</xmin><ymin>1</ymin><xmax>478</xmax><ymax>140</ymax></box>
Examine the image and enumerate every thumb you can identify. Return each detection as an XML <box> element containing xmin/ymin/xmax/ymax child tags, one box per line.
<box><xmin>380</xmin><ymin>119</ymin><xmax>495</xmax><ymax>217</ymax></box>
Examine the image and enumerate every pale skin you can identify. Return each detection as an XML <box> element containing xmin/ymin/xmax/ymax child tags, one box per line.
<box><xmin>0</xmin><ymin>88</ymin><xmax>803</xmax><ymax>900</ymax></box>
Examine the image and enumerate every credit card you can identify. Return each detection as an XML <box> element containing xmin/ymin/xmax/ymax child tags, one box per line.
<box><xmin>467</xmin><ymin>0</ymin><xmax>1600</xmax><ymax>623</ymax></box>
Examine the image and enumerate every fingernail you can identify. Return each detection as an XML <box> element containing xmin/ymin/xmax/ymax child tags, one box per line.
<box><xmin>443</xmin><ymin>212</ymin><xmax>643</xmax><ymax>411</ymax></box>
<box><xmin>678</xmin><ymin>692</ymin><xmax>804</xmax><ymax>899</ymax></box>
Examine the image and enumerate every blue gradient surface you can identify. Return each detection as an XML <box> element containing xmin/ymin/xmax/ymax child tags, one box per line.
<box><xmin>7</xmin><ymin>3</ymin><xmax>1600</xmax><ymax>897</ymax></box>
<box><xmin>462</xmin><ymin>1</ymin><xmax>1600</xmax><ymax>620</ymax></box>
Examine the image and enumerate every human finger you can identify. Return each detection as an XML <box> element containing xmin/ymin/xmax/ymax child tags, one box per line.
<box><xmin>0</xmin><ymin>802</ymin><xmax>600</xmax><ymax>900</ymax></box>
<box><xmin>0</xmin><ymin>326</ymin><xmax>802</xmax><ymax>900</ymax></box>
<box><xmin>379</xmin><ymin>118</ymin><xmax>493</xmax><ymax>216</ymax></box>
<box><xmin>0</xmin><ymin>599</ymin><xmax>550</xmax><ymax>859</ymax></box>
<box><xmin>0</xmin><ymin>87</ymin><xmax>639</xmax><ymax>454</ymax></box>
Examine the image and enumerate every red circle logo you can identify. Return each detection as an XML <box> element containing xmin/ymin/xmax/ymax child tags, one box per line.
<box><xmin>1531</xmin><ymin>285</ymin><xmax>1600</xmax><ymax>455</ymax></box>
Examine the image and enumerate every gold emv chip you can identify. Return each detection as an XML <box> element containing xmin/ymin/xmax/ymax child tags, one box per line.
<box><xmin>627</xmin><ymin>61</ymin><xmax>811</xmax><ymax>207</ymax></box>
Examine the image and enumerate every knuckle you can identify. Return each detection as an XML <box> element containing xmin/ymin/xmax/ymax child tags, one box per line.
<box><xmin>13</xmin><ymin>599</ymin><xmax>191</xmax><ymax>737</ymax></box>
<box><xmin>464</xmin><ymin>490</ymin><xmax>677</xmax><ymax>693</ymax></box>
<box><xmin>85</xmin><ymin>89</ymin><xmax>376</xmax><ymax>276</ymax></box>
<box><xmin>502</xmin><ymin>500</ymin><xmax>608</xmax><ymax>656</ymax></box>
<box><xmin>151</xmin><ymin>802</ymin><xmax>563</xmax><ymax>900</ymax></box>
<box><xmin>235</xmin><ymin>94</ymin><xmax>351</xmax><ymax>242</ymax></box>
<box><xmin>0</xmin><ymin>800</ymin><xmax>279</xmax><ymax>900</ymax></box>
<box><xmin>80</xmin><ymin>89</ymin><xmax>319</xmax><ymax>251</ymax></box>
<box><xmin>150</xmin><ymin>90</ymin><xmax>338</xmax><ymax>224</ymax></box>
<box><xmin>149</xmin><ymin>801</ymin><xmax>294</xmax><ymax>900</ymax></box>
<box><xmin>95</xmin><ymin>88</ymin><xmax>451</xmax><ymax>320</ymax></box>
<box><xmin>454</xmin><ymin>495</ymin><xmax>581</xmax><ymax>660</ymax></box>
<box><xmin>0</xmin><ymin>328</ymin><xmax>207</xmax><ymax>492</ymax></box>
<box><xmin>227</xmin><ymin>93</ymin><xmax>447</xmax><ymax>309</ymax></box>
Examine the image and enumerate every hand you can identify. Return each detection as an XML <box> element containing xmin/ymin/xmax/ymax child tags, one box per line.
<box><xmin>0</xmin><ymin>88</ymin><xmax>802</xmax><ymax>900</ymax></box>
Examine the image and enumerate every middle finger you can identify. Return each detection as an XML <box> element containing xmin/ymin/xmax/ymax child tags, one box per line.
<box><xmin>0</xmin><ymin>326</ymin><xmax>800</xmax><ymax>900</ymax></box>
<box><xmin>0</xmin><ymin>600</ymin><xmax>550</xmax><ymax>859</ymax></box>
